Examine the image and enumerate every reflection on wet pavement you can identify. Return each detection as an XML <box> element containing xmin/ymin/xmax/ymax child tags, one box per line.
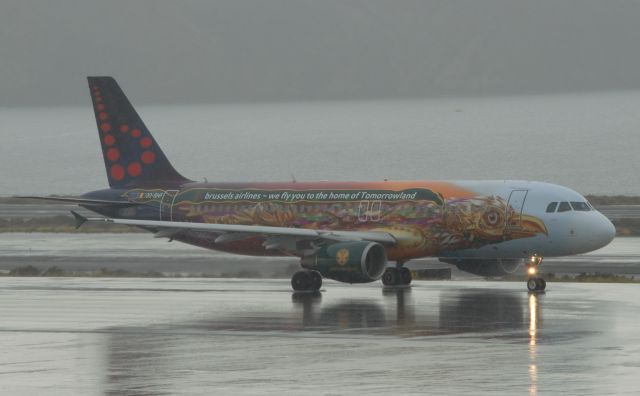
<box><xmin>528</xmin><ymin>293</ymin><xmax>539</xmax><ymax>396</ymax></box>
<box><xmin>0</xmin><ymin>279</ymin><xmax>638</xmax><ymax>395</ymax></box>
<box><xmin>286</xmin><ymin>287</ymin><xmax>530</xmax><ymax>337</ymax></box>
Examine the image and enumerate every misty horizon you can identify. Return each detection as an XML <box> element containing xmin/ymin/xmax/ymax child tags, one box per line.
<box><xmin>2</xmin><ymin>1</ymin><xmax>640</xmax><ymax>106</ymax></box>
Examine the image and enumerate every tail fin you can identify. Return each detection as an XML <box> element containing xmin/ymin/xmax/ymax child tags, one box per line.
<box><xmin>88</xmin><ymin>76</ymin><xmax>191</xmax><ymax>188</ymax></box>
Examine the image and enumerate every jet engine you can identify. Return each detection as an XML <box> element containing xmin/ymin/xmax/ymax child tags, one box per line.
<box><xmin>301</xmin><ymin>241</ymin><xmax>387</xmax><ymax>283</ymax></box>
<box><xmin>439</xmin><ymin>258</ymin><xmax>523</xmax><ymax>277</ymax></box>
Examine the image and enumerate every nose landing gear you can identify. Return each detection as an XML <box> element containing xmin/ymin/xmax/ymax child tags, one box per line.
<box><xmin>526</xmin><ymin>255</ymin><xmax>546</xmax><ymax>292</ymax></box>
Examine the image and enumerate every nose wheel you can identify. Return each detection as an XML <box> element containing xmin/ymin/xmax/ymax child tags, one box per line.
<box><xmin>527</xmin><ymin>277</ymin><xmax>546</xmax><ymax>292</ymax></box>
<box><xmin>526</xmin><ymin>255</ymin><xmax>546</xmax><ymax>292</ymax></box>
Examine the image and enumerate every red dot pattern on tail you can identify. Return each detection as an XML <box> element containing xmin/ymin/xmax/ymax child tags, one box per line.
<box><xmin>90</xmin><ymin>77</ymin><xmax>190</xmax><ymax>187</ymax></box>
<box><xmin>140</xmin><ymin>137</ymin><xmax>153</xmax><ymax>148</ymax></box>
<box><xmin>127</xmin><ymin>162</ymin><xmax>142</xmax><ymax>177</ymax></box>
<box><xmin>141</xmin><ymin>151</ymin><xmax>156</xmax><ymax>164</ymax></box>
<box><xmin>103</xmin><ymin>134</ymin><xmax>115</xmax><ymax>146</ymax></box>
<box><xmin>106</xmin><ymin>148</ymin><xmax>120</xmax><ymax>162</ymax></box>
<box><xmin>111</xmin><ymin>164</ymin><xmax>125</xmax><ymax>181</ymax></box>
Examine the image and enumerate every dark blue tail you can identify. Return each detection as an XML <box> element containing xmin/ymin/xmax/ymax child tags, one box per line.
<box><xmin>88</xmin><ymin>76</ymin><xmax>190</xmax><ymax>188</ymax></box>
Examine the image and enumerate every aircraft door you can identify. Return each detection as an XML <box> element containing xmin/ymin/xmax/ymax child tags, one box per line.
<box><xmin>506</xmin><ymin>189</ymin><xmax>528</xmax><ymax>229</ymax></box>
<box><xmin>160</xmin><ymin>190</ymin><xmax>179</xmax><ymax>221</ymax></box>
<box><xmin>357</xmin><ymin>200</ymin><xmax>382</xmax><ymax>222</ymax></box>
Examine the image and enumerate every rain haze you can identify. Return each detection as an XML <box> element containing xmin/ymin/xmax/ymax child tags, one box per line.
<box><xmin>3</xmin><ymin>3</ymin><xmax>640</xmax><ymax>396</ymax></box>
<box><xmin>1</xmin><ymin>0</ymin><xmax>639</xmax><ymax>194</ymax></box>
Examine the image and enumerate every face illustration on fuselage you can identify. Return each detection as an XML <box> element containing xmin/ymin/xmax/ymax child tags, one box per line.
<box><xmin>447</xmin><ymin>181</ymin><xmax>615</xmax><ymax>259</ymax></box>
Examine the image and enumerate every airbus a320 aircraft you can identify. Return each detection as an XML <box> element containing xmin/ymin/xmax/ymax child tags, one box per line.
<box><xmin>27</xmin><ymin>77</ymin><xmax>616</xmax><ymax>292</ymax></box>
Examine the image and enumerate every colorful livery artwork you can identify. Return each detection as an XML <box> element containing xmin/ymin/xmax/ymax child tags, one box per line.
<box><xmin>121</xmin><ymin>185</ymin><xmax>548</xmax><ymax>261</ymax></box>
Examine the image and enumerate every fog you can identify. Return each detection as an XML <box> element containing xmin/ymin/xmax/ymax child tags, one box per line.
<box><xmin>2</xmin><ymin>0</ymin><xmax>640</xmax><ymax>106</ymax></box>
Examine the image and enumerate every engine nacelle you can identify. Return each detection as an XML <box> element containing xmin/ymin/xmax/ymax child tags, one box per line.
<box><xmin>301</xmin><ymin>241</ymin><xmax>387</xmax><ymax>283</ymax></box>
<box><xmin>440</xmin><ymin>258</ymin><xmax>523</xmax><ymax>277</ymax></box>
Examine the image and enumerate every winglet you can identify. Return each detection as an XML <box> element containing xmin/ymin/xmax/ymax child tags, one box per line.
<box><xmin>70</xmin><ymin>211</ymin><xmax>88</xmax><ymax>229</ymax></box>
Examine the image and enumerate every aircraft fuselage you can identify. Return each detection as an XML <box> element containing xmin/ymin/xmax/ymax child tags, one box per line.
<box><xmin>83</xmin><ymin>179</ymin><xmax>615</xmax><ymax>262</ymax></box>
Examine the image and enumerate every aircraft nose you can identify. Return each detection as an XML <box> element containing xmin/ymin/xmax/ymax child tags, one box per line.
<box><xmin>593</xmin><ymin>213</ymin><xmax>616</xmax><ymax>249</ymax></box>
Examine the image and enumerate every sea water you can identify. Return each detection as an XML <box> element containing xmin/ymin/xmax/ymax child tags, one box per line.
<box><xmin>1</xmin><ymin>91</ymin><xmax>639</xmax><ymax>196</ymax></box>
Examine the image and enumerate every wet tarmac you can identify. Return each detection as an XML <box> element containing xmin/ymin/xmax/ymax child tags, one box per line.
<box><xmin>1</xmin><ymin>233</ymin><xmax>639</xmax><ymax>277</ymax></box>
<box><xmin>0</xmin><ymin>203</ymin><xmax>91</xmax><ymax>218</ymax></box>
<box><xmin>1</xmin><ymin>278</ymin><xmax>639</xmax><ymax>395</ymax></box>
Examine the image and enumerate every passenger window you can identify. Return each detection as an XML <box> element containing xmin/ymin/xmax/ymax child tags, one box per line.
<box><xmin>546</xmin><ymin>202</ymin><xmax>558</xmax><ymax>213</ymax></box>
<box><xmin>557</xmin><ymin>202</ymin><xmax>571</xmax><ymax>212</ymax></box>
<box><xmin>570</xmin><ymin>202</ymin><xmax>591</xmax><ymax>211</ymax></box>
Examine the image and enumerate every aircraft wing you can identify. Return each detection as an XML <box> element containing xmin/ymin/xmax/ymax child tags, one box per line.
<box><xmin>72</xmin><ymin>212</ymin><xmax>397</xmax><ymax>247</ymax></box>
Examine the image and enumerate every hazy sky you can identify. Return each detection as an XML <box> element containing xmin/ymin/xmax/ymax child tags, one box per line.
<box><xmin>2</xmin><ymin>0</ymin><xmax>640</xmax><ymax>106</ymax></box>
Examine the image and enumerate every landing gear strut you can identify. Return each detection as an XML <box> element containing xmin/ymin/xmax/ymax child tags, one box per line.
<box><xmin>526</xmin><ymin>254</ymin><xmax>546</xmax><ymax>292</ymax></box>
<box><xmin>291</xmin><ymin>270</ymin><xmax>322</xmax><ymax>291</ymax></box>
<box><xmin>382</xmin><ymin>262</ymin><xmax>412</xmax><ymax>286</ymax></box>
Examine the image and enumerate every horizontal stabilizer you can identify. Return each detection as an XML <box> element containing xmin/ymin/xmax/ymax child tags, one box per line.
<box><xmin>70</xmin><ymin>211</ymin><xmax>88</xmax><ymax>229</ymax></box>
<box><xmin>18</xmin><ymin>196</ymin><xmax>140</xmax><ymax>207</ymax></box>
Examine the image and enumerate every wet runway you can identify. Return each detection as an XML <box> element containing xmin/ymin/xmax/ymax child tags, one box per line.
<box><xmin>0</xmin><ymin>278</ymin><xmax>639</xmax><ymax>395</ymax></box>
<box><xmin>0</xmin><ymin>203</ymin><xmax>89</xmax><ymax>218</ymax></box>
<box><xmin>1</xmin><ymin>233</ymin><xmax>639</xmax><ymax>277</ymax></box>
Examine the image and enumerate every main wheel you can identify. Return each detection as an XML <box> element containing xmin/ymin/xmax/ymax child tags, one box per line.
<box><xmin>291</xmin><ymin>270</ymin><xmax>311</xmax><ymax>291</ymax></box>
<box><xmin>398</xmin><ymin>267</ymin><xmax>412</xmax><ymax>285</ymax></box>
<box><xmin>382</xmin><ymin>268</ymin><xmax>397</xmax><ymax>286</ymax></box>
<box><xmin>309</xmin><ymin>270</ymin><xmax>322</xmax><ymax>291</ymax></box>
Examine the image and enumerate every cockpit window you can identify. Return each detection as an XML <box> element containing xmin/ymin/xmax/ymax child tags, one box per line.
<box><xmin>570</xmin><ymin>202</ymin><xmax>591</xmax><ymax>211</ymax></box>
<box><xmin>557</xmin><ymin>202</ymin><xmax>572</xmax><ymax>212</ymax></box>
<box><xmin>546</xmin><ymin>202</ymin><xmax>558</xmax><ymax>213</ymax></box>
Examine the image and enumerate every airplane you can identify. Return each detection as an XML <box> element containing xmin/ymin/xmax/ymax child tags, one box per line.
<box><xmin>25</xmin><ymin>77</ymin><xmax>616</xmax><ymax>292</ymax></box>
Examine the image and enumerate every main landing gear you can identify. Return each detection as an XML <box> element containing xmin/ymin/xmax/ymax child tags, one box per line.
<box><xmin>291</xmin><ymin>270</ymin><xmax>322</xmax><ymax>292</ymax></box>
<box><xmin>526</xmin><ymin>254</ymin><xmax>546</xmax><ymax>292</ymax></box>
<box><xmin>382</xmin><ymin>262</ymin><xmax>412</xmax><ymax>286</ymax></box>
